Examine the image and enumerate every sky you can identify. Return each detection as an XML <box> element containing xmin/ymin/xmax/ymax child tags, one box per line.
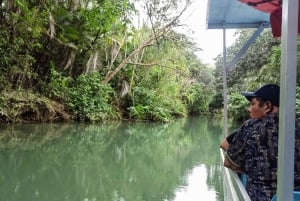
<box><xmin>171</xmin><ymin>165</ymin><xmax>218</xmax><ymax>201</ymax></box>
<box><xmin>133</xmin><ymin>0</ymin><xmax>237</xmax><ymax>65</ymax></box>
<box><xmin>177</xmin><ymin>0</ymin><xmax>237</xmax><ymax>64</ymax></box>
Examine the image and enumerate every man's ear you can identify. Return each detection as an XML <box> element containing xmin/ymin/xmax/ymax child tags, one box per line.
<box><xmin>264</xmin><ymin>101</ymin><xmax>273</xmax><ymax>113</ymax></box>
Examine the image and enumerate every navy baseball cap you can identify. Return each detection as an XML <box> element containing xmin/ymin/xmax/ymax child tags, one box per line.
<box><xmin>241</xmin><ymin>84</ymin><xmax>280</xmax><ymax>106</ymax></box>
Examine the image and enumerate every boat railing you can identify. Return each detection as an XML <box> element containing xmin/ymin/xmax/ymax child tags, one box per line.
<box><xmin>220</xmin><ymin>149</ymin><xmax>251</xmax><ymax>201</ymax></box>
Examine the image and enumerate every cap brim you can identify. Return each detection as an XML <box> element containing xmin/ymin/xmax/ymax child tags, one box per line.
<box><xmin>241</xmin><ymin>92</ymin><xmax>257</xmax><ymax>102</ymax></box>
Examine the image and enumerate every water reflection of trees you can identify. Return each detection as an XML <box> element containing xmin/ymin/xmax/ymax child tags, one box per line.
<box><xmin>181</xmin><ymin>116</ymin><xmax>225</xmax><ymax>201</ymax></box>
<box><xmin>0</xmin><ymin>116</ymin><xmax>226</xmax><ymax>201</ymax></box>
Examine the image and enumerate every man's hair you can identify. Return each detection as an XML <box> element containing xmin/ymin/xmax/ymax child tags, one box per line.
<box><xmin>256</xmin><ymin>97</ymin><xmax>266</xmax><ymax>107</ymax></box>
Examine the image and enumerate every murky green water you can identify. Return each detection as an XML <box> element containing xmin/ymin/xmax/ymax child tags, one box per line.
<box><xmin>0</xmin><ymin>116</ymin><xmax>226</xmax><ymax>201</ymax></box>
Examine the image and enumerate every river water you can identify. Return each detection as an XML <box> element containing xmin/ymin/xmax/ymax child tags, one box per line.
<box><xmin>0</xmin><ymin>116</ymin><xmax>229</xmax><ymax>201</ymax></box>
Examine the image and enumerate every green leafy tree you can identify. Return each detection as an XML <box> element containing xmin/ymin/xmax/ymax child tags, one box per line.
<box><xmin>0</xmin><ymin>0</ymin><xmax>214</xmax><ymax>123</ymax></box>
<box><xmin>210</xmin><ymin>29</ymin><xmax>279</xmax><ymax>113</ymax></box>
<box><xmin>227</xmin><ymin>92</ymin><xmax>249</xmax><ymax>122</ymax></box>
<box><xmin>69</xmin><ymin>73</ymin><xmax>120</xmax><ymax>121</ymax></box>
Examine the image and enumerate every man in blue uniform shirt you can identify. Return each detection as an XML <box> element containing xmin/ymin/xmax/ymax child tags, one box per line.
<box><xmin>223</xmin><ymin>84</ymin><xmax>300</xmax><ymax>201</ymax></box>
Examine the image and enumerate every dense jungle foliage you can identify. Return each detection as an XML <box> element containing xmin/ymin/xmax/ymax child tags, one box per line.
<box><xmin>1</xmin><ymin>0</ymin><xmax>299</xmax><ymax>124</ymax></box>
<box><xmin>0</xmin><ymin>0</ymin><xmax>215</xmax><ymax>123</ymax></box>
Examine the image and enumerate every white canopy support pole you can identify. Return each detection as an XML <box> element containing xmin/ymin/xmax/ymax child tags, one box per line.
<box><xmin>277</xmin><ymin>0</ymin><xmax>299</xmax><ymax>200</ymax></box>
<box><xmin>222</xmin><ymin>27</ymin><xmax>228</xmax><ymax>137</ymax></box>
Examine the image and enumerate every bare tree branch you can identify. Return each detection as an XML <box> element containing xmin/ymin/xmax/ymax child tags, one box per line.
<box><xmin>125</xmin><ymin>62</ymin><xmax>160</xmax><ymax>66</ymax></box>
<box><xmin>102</xmin><ymin>4</ymin><xmax>189</xmax><ymax>84</ymax></box>
<box><xmin>145</xmin><ymin>2</ymin><xmax>160</xmax><ymax>47</ymax></box>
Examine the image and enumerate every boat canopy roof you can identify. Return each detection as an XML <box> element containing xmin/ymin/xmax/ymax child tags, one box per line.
<box><xmin>206</xmin><ymin>0</ymin><xmax>271</xmax><ymax>29</ymax></box>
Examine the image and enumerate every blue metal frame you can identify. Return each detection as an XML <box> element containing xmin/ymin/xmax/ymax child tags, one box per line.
<box><xmin>226</xmin><ymin>22</ymin><xmax>269</xmax><ymax>71</ymax></box>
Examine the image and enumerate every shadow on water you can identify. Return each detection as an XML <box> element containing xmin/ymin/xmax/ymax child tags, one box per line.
<box><xmin>0</xmin><ymin>116</ymin><xmax>226</xmax><ymax>201</ymax></box>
